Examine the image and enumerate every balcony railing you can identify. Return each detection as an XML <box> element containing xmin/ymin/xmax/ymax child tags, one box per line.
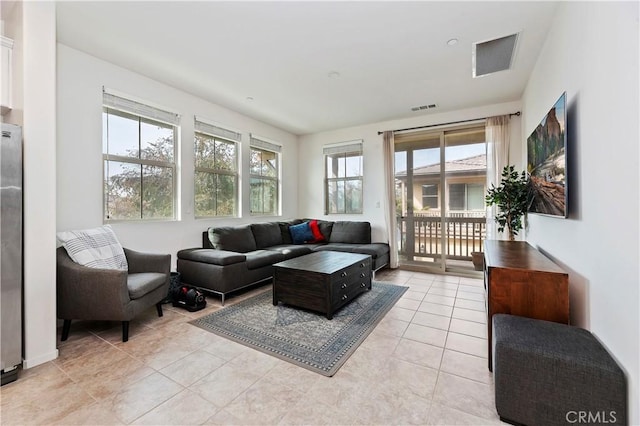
<box><xmin>398</xmin><ymin>214</ymin><xmax>486</xmax><ymax>261</ymax></box>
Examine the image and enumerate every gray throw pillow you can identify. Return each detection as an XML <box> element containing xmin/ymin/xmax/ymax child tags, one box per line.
<box><xmin>208</xmin><ymin>226</ymin><xmax>257</xmax><ymax>253</ymax></box>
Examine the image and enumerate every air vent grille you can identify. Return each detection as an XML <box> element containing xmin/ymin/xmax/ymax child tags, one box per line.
<box><xmin>473</xmin><ymin>33</ymin><xmax>519</xmax><ymax>78</ymax></box>
<box><xmin>411</xmin><ymin>104</ymin><xmax>438</xmax><ymax>112</ymax></box>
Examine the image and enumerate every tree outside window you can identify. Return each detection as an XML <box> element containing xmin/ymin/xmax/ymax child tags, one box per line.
<box><xmin>325</xmin><ymin>142</ymin><xmax>363</xmax><ymax>214</ymax></box>
<box><xmin>250</xmin><ymin>147</ymin><xmax>279</xmax><ymax>215</ymax></box>
<box><xmin>194</xmin><ymin>132</ymin><xmax>238</xmax><ymax>217</ymax></box>
<box><xmin>103</xmin><ymin>107</ymin><xmax>177</xmax><ymax>221</ymax></box>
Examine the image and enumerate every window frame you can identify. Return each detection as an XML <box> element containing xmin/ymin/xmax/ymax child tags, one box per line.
<box><xmin>249</xmin><ymin>145</ymin><xmax>280</xmax><ymax>216</ymax></box>
<box><xmin>448</xmin><ymin>182</ymin><xmax>485</xmax><ymax>211</ymax></box>
<box><xmin>102</xmin><ymin>106</ymin><xmax>178</xmax><ymax>222</ymax></box>
<box><xmin>194</xmin><ymin>131</ymin><xmax>239</xmax><ymax>218</ymax></box>
<box><xmin>324</xmin><ymin>141</ymin><xmax>364</xmax><ymax>215</ymax></box>
<box><xmin>421</xmin><ymin>184</ymin><xmax>439</xmax><ymax>210</ymax></box>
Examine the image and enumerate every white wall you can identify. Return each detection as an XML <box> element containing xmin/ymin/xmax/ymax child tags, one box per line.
<box><xmin>522</xmin><ymin>2</ymin><xmax>639</xmax><ymax>422</ymax></box>
<box><xmin>57</xmin><ymin>44</ymin><xmax>298</xmax><ymax>268</ymax></box>
<box><xmin>22</xmin><ymin>1</ymin><xmax>58</xmax><ymax>368</ymax></box>
<box><xmin>297</xmin><ymin>101</ymin><xmax>522</xmax><ymax>242</ymax></box>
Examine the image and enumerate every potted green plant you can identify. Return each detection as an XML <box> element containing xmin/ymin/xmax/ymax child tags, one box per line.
<box><xmin>485</xmin><ymin>165</ymin><xmax>532</xmax><ymax>241</ymax></box>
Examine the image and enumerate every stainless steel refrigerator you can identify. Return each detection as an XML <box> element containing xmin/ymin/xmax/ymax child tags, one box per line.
<box><xmin>1</xmin><ymin>123</ymin><xmax>22</xmax><ymax>385</ymax></box>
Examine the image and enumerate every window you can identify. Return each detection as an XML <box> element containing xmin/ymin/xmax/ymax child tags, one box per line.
<box><xmin>422</xmin><ymin>184</ymin><xmax>438</xmax><ymax>209</ymax></box>
<box><xmin>449</xmin><ymin>183</ymin><xmax>485</xmax><ymax>211</ymax></box>
<box><xmin>325</xmin><ymin>140</ymin><xmax>363</xmax><ymax>214</ymax></box>
<box><xmin>250</xmin><ymin>135</ymin><xmax>280</xmax><ymax>215</ymax></box>
<box><xmin>194</xmin><ymin>118</ymin><xmax>240</xmax><ymax>217</ymax></box>
<box><xmin>102</xmin><ymin>91</ymin><xmax>179</xmax><ymax>221</ymax></box>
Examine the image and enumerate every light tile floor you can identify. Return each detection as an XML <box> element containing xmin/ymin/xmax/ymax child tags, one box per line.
<box><xmin>0</xmin><ymin>269</ymin><xmax>506</xmax><ymax>425</ymax></box>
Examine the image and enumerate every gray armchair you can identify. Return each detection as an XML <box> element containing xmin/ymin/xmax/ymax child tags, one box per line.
<box><xmin>56</xmin><ymin>247</ymin><xmax>171</xmax><ymax>342</ymax></box>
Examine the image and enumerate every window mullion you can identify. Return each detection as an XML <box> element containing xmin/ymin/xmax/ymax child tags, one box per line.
<box><xmin>105</xmin><ymin>154</ymin><xmax>171</xmax><ymax>168</ymax></box>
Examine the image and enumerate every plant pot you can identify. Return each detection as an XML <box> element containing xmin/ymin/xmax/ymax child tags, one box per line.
<box><xmin>471</xmin><ymin>252</ymin><xmax>484</xmax><ymax>271</ymax></box>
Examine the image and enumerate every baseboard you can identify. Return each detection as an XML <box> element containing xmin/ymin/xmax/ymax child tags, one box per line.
<box><xmin>22</xmin><ymin>349</ymin><xmax>59</xmax><ymax>369</ymax></box>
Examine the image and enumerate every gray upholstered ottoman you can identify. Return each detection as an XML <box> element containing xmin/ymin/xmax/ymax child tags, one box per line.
<box><xmin>492</xmin><ymin>314</ymin><xmax>627</xmax><ymax>426</ymax></box>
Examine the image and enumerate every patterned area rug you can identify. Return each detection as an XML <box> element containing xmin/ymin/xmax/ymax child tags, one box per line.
<box><xmin>191</xmin><ymin>281</ymin><xmax>408</xmax><ymax>376</ymax></box>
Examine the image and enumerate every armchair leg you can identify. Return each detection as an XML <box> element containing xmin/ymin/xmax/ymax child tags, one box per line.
<box><xmin>156</xmin><ymin>302</ymin><xmax>163</xmax><ymax>317</ymax></box>
<box><xmin>61</xmin><ymin>319</ymin><xmax>72</xmax><ymax>341</ymax></box>
<box><xmin>122</xmin><ymin>321</ymin><xmax>129</xmax><ymax>342</ymax></box>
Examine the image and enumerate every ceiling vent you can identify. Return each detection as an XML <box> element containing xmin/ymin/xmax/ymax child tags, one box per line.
<box><xmin>410</xmin><ymin>103</ymin><xmax>438</xmax><ymax>112</ymax></box>
<box><xmin>473</xmin><ymin>33</ymin><xmax>519</xmax><ymax>78</ymax></box>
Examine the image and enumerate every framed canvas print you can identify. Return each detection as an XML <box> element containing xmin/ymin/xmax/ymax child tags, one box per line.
<box><xmin>527</xmin><ymin>92</ymin><xmax>567</xmax><ymax>218</ymax></box>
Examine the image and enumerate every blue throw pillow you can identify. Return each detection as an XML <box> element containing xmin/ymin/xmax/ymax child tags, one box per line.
<box><xmin>289</xmin><ymin>221</ymin><xmax>314</xmax><ymax>244</ymax></box>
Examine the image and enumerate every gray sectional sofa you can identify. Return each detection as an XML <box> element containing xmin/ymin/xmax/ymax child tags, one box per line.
<box><xmin>177</xmin><ymin>219</ymin><xmax>390</xmax><ymax>304</ymax></box>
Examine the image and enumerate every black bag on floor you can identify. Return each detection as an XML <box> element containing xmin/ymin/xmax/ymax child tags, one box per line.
<box><xmin>161</xmin><ymin>272</ymin><xmax>183</xmax><ymax>304</ymax></box>
<box><xmin>171</xmin><ymin>285</ymin><xmax>207</xmax><ymax>312</ymax></box>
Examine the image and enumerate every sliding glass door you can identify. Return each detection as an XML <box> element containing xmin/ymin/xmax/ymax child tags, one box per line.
<box><xmin>394</xmin><ymin>125</ymin><xmax>487</xmax><ymax>273</ymax></box>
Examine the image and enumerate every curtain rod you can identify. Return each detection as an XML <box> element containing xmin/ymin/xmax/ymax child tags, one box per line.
<box><xmin>377</xmin><ymin>111</ymin><xmax>521</xmax><ymax>135</ymax></box>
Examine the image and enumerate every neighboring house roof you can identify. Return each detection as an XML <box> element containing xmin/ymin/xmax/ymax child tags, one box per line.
<box><xmin>396</xmin><ymin>154</ymin><xmax>486</xmax><ymax>177</ymax></box>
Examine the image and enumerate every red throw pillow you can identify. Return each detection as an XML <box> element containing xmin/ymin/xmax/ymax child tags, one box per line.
<box><xmin>308</xmin><ymin>219</ymin><xmax>325</xmax><ymax>243</ymax></box>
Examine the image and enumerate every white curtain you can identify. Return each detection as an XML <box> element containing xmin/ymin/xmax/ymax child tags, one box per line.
<box><xmin>486</xmin><ymin>115</ymin><xmax>511</xmax><ymax>240</ymax></box>
<box><xmin>382</xmin><ymin>131</ymin><xmax>399</xmax><ymax>268</ymax></box>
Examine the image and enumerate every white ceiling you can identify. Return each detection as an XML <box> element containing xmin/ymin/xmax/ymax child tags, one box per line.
<box><xmin>56</xmin><ymin>1</ymin><xmax>559</xmax><ymax>135</ymax></box>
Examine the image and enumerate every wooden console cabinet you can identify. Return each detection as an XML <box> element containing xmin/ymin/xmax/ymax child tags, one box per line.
<box><xmin>484</xmin><ymin>240</ymin><xmax>569</xmax><ymax>371</ymax></box>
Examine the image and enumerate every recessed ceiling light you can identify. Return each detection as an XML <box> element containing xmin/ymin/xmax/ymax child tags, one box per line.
<box><xmin>328</xmin><ymin>71</ymin><xmax>341</xmax><ymax>79</ymax></box>
<box><xmin>447</xmin><ymin>38</ymin><xmax>459</xmax><ymax>46</ymax></box>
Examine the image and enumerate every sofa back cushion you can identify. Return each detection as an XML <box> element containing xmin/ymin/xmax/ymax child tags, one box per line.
<box><xmin>208</xmin><ymin>225</ymin><xmax>257</xmax><ymax>253</ymax></box>
<box><xmin>329</xmin><ymin>221</ymin><xmax>371</xmax><ymax>244</ymax></box>
<box><xmin>251</xmin><ymin>222</ymin><xmax>282</xmax><ymax>249</ymax></box>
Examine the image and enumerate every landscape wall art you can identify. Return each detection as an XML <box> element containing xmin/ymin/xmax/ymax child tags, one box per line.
<box><xmin>527</xmin><ymin>92</ymin><xmax>567</xmax><ymax>217</ymax></box>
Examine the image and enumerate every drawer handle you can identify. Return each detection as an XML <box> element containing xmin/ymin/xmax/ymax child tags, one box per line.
<box><xmin>360</xmin><ymin>272</ymin><xmax>366</xmax><ymax>278</ymax></box>
<box><xmin>341</xmin><ymin>294</ymin><xmax>348</xmax><ymax>300</ymax></box>
<box><xmin>341</xmin><ymin>283</ymin><xmax>347</xmax><ymax>289</ymax></box>
<box><xmin>341</xmin><ymin>271</ymin><xmax>347</xmax><ymax>277</ymax></box>
<box><xmin>360</xmin><ymin>282</ymin><xmax>366</xmax><ymax>287</ymax></box>
<box><xmin>359</xmin><ymin>263</ymin><xmax>366</xmax><ymax>268</ymax></box>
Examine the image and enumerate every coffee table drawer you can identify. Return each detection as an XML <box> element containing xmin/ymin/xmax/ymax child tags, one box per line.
<box><xmin>331</xmin><ymin>271</ymin><xmax>371</xmax><ymax>297</ymax></box>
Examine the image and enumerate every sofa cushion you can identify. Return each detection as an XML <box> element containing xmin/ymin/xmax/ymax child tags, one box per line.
<box><xmin>57</xmin><ymin>225</ymin><xmax>128</xmax><ymax>270</ymax></box>
<box><xmin>315</xmin><ymin>242</ymin><xmax>389</xmax><ymax>260</ymax></box>
<box><xmin>208</xmin><ymin>226</ymin><xmax>257</xmax><ymax>253</ymax></box>
<box><xmin>328</xmin><ymin>221</ymin><xmax>371</xmax><ymax>244</ymax></box>
<box><xmin>251</xmin><ymin>222</ymin><xmax>282</xmax><ymax>249</ymax></box>
<box><xmin>351</xmin><ymin>243</ymin><xmax>390</xmax><ymax>259</ymax></box>
<box><xmin>127</xmin><ymin>272</ymin><xmax>166</xmax><ymax>300</ymax></box>
<box><xmin>313</xmin><ymin>243</ymin><xmax>357</xmax><ymax>254</ymax></box>
<box><xmin>279</xmin><ymin>219</ymin><xmax>303</xmax><ymax>244</ymax></box>
<box><xmin>266</xmin><ymin>244</ymin><xmax>313</xmax><ymax>260</ymax></box>
<box><xmin>289</xmin><ymin>222</ymin><xmax>315</xmax><ymax>244</ymax></box>
<box><xmin>177</xmin><ymin>248</ymin><xmax>246</xmax><ymax>266</ymax></box>
<box><xmin>244</xmin><ymin>250</ymin><xmax>284</xmax><ymax>270</ymax></box>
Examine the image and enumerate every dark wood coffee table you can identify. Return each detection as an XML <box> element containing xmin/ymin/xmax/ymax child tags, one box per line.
<box><xmin>272</xmin><ymin>251</ymin><xmax>372</xmax><ymax>319</ymax></box>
